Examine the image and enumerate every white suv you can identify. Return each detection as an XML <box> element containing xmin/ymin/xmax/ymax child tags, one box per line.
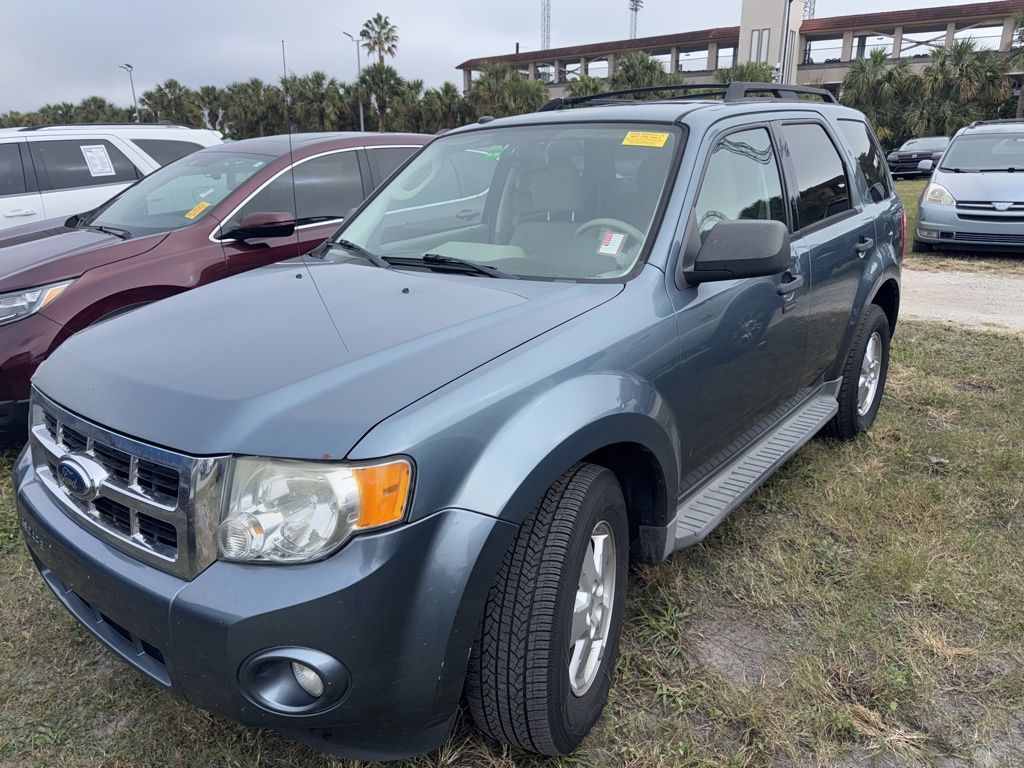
<box><xmin>0</xmin><ymin>124</ymin><xmax>222</xmax><ymax>230</ymax></box>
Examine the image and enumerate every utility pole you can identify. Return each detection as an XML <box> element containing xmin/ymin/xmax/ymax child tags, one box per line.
<box><xmin>119</xmin><ymin>64</ymin><xmax>138</xmax><ymax>122</ymax></box>
<box><xmin>629</xmin><ymin>0</ymin><xmax>643</xmax><ymax>39</ymax></box>
<box><xmin>541</xmin><ymin>0</ymin><xmax>551</xmax><ymax>49</ymax></box>
<box><xmin>343</xmin><ymin>31</ymin><xmax>366</xmax><ymax>132</ymax></box>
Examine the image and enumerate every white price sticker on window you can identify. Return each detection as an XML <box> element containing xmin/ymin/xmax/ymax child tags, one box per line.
<box><xmin>598</xmin><ymin>231</ymin><xmax>626</xmax><ymax>256</ymax></box>
<box><xmin>80</xmin><ymin>144</ymin><xmax>116</xmax><ymax>177</ymax></box>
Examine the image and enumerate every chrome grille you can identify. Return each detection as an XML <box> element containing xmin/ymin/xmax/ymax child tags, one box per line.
<box><xmin>29</xmin><ymin>389</ymin><xmax>228</xmax><ymax>580</ymax></box>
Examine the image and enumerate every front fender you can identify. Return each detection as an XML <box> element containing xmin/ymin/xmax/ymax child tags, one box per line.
<box><xmin>450</xmin><ymin>372</ymin><xmax>680</xmax><ymax>528</ymax></box>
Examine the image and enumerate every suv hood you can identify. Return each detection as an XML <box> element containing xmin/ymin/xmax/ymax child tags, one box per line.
<box><xmin>0</xmin><ymin>217</ymin><xmax>168</xmax><ymax>292</ymax></box>
<box><xmin>932</xmin><ymin>170</ymin><xmax>1024</xmax><ymax>201</ymax></box>
<box><xmin>34</xmin><ymin>260</ymin><xmax>620</xmax><ymax>458</ymax></box>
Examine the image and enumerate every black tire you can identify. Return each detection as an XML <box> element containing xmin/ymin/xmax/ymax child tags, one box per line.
<box><xmin>466</xmin><ymin>463</ymin><xmax>628</xmax><ymax>756</ymax></box>
<box><xmin>824</xmin><ymin>304</ymin><xmax>891</xmax><ymax>441</ymax></box>
<box><xmin>913</xmin><ymin>239</ymin><xmax>933</xmax><ymax>253</ymax></box>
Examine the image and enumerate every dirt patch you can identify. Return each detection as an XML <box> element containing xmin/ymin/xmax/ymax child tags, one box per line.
<box><xmin>955</xmin><ymin>380</ymin><xmax>998</xmax><ymax>396</ymax></box>
<box><xmin>900</xmin><ymin>269</ymin><xmax>1024</xmax><ymax>334</ymax></box>
<box><xmin>688</xmin><ymin>611</ymin><xmax>774</xmax><ymax>686</ymax></box>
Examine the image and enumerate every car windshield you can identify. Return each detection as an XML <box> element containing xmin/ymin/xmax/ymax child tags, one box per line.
<box><xmin>901</xmin><ymin>137</ymin><xmax>948</xmax><ymax>151</ymax></box>
<box><xmin>336</xmin><ymin>123</ymin><xmax>682</xmax><ymax>281</ymax></box>
<box><xmin>940</xmin><ymin>134</ymin><xmax>1024</xmax><ymax>172</ymax></box>
<box><xmin>89</xmin><ymin>151</ymin><xmax>271</xmax><ymax>236</ymax></box>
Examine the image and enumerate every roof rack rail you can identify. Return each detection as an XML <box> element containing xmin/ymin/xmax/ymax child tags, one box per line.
<box><xmin>16</xmin><ymin>121</ymin><xmax>196</xmax><ymax>131</ymax></box>
<box><xmin>539</xmin><ymin>81</ymin><xmax>838</xmax><ymax>111</ymax></box>
<box><xmin>968</xmin><ymin>118</ymin><xmax>1024</xmax><ymax>128</ymax></box>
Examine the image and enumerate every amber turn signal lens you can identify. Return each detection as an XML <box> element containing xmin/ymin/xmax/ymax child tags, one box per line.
<box><xmin>352</xmin><ymin>460</ymin><xmax>412</xmax><ymax>529</ymax></box>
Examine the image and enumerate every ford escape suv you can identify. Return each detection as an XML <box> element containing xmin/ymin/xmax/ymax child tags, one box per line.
<box><xmin>15</xmin><ymin>83</ymin><xmax>903</xmax><ymax>760</ymax></box>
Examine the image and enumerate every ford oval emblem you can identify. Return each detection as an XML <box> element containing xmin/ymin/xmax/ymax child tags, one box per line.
<box><xmin>56</xmin><ymin>455</ymin><xmax>105</xmax><ymax>501</ymax></box>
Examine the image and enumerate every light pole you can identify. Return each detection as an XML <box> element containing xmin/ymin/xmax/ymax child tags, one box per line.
<box><xmin>119</xmin><ymin>64</ymin><xmax>139</xmax><ymax>122</ymax></box>
<box><xmin>343</xmin><ymin>31</ymin><xmax>366</xmax><ymax>132</ymax></box>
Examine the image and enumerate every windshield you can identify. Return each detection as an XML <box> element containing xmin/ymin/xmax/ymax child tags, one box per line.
<box><xmin>89</xmin><ymin>151</ymin><xmax>271</xmax><ymax>236</ymax></box>
<box><xmin>900</xmin><ymin>137</ymin><xmax>948</xmax><ymax>152</ymax></box>
<box><xmin>336</xmin><ymin>123</ymin><xmax>681</xmax><ymax>281</ymax></box>
<box><xmin>940</xmin><ymin>134</ymin><xmax>1024</xmax><ymax>172</ymax></box>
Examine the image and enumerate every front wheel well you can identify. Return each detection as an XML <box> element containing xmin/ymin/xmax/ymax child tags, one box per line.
<box><xmin>871</xmin><ymin>279</ymin><xmax>900</xmax><ymax>336</ymax></box>
<box><xmin>582</xmin><ymin>442</ymin><xmax>670</xmax><ymax>564</ymax></box>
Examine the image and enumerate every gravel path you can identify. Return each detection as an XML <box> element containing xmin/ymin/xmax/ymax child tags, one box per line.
<box><xmin>900</xmin><ymin>267</ymin><xmax>1024</xmax><ymax>334</ymax></box>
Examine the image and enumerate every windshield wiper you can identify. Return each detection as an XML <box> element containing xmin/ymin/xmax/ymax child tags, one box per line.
<box><xmin>83</xmin><ymin>223</ymin><xmax>131</xmax><ymax>240</ymax></box>
<box><xmin>417</xmin><ymin>253</ymin><xmax>518</xmax><ymax>279</ymax></box>
<box><xmin>328</xmin><ymin>239</ymin><xmax>391</xmax><ymax>269</ymax></box>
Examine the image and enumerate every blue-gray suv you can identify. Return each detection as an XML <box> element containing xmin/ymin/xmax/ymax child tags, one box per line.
<box><xmin>14</xmin><ymin>84</ymin><xmax>904</xmax><ymax>760</ymax></box>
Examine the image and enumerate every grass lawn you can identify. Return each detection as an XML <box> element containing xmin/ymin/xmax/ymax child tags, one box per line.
<box><xmin>895</xmin><ymin>179</ymin><xmax>1024</xmax><ymax>276</ymax></box>
<box><xmin>2</xmin><ymin>321</ymin><xmax>1023</xmax><ymax>767</ymax></box>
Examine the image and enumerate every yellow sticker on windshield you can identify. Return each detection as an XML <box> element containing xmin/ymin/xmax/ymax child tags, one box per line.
<box><xmin>185</xmin><ymin>201</ymin><xmax>211</xmax><ymax>220</ymax></box>
<box><xmin>622</xmin><ymin>131</ymin><xmax>670</xmax><ymax>148</ymax></box>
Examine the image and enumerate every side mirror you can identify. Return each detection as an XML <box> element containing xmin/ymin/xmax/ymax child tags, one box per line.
<box><xmin>917</xmin><ymin>159</ymin><xmax>934</xmax><ymax>174</ymax></box>
<box><xmin>222</xmin><ymin>211</ymin><xmax>295</xmax><ymax>241</ymax></box>
<box><xmin>686</xmin><ymin>220</ymin><xmax>790</xmax><ymax>284</ymax></box>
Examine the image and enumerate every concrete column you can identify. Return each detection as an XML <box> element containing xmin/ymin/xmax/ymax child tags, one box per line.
<box><xmin>945</xmin><ymin>22</ymin><xmax>956</xmax><ymax>48</ymax></box>
<box><xmin>580</xmin><ymin>57</ymin><xmax>589</xmax><ymax>76</ymax></box>
<box><xmin>553</xmin><ymin>59</ymin><xmax>563</xmax><ymax>83</ymax></box>
<box><xmin>892</xmin><ymin>26</ymin><xmax>903</xmax><ymax>58</ymax></box>
<box><xmin>707</xmin><ymin>41</ymin><xmax>719</xmax><ymax>71</ymax></box>
<box><xmin>856</xmin><ymin>35</ymin><xmax>867</xmax><ymax>59</ymax></box>
<box><xmin>841</xmin><ymin>31</ymin><xmax>854</xmax><ymax>62</ymax></box>
<box><xmin>1000</xmin><ymin>16</ymin><xmax>1017</xmax><ymax>52</ymax></box>
<box><xmin>607</xmin><ymin>53</ymin><xmax>616</xmax><ymax>77</ymax></box>
<box><xmin>670</xmin><ymin>47</ymin><xmax>679</xmax><ymax>73</ymax></box>
<box><xmin>528</xmin><ymin>61</ymin><xmax>537</xmax><ymax>79</ymax></box>
<box><xmin>463</xmin><ymin>69</ymin><xmax>472</xmax><ymax>93</ymax></box>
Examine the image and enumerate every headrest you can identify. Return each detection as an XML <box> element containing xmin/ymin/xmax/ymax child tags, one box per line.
<box><xmin>531</xmin><ymin>157</ymin><xmax>585</xmax><ymax>212</ymax></box>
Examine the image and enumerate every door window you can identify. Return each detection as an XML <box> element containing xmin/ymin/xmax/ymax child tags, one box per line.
<box><xmin>837</xmin><ymin>119</ymin><xmax>891</xmax><ymax>202</ymax></box>
<box><xmin>224</xmin><ymin>151</ymin><xmax>363</xmax><ymax>232</ymax></box>
<box><xmin>0</xmin><ymin>144</ymin><xmax>28</xmax><ymax>197</ymax></box>
<box><xmin>780</xmin><ymin>123</ymin><xmax>852</xmax><ymax>229</ymax></box>
<box><xmin>369</xmin><ymin>146</ymin><xmax>417</xmax><ymax>183</ymax></box>
<box><xmin>29</xmin><ymin>139</ymin><xmax>140</xmax><ymax>191</ymax></box>
<box><xmin>693</xmin><ymin>127</ymin><xmax>786</xmax><ymax>242</ymax></box>
<box><xmin>132</xmin><ymin>139</ymin><xmax>204</xmax><ymax>167</ymax></box>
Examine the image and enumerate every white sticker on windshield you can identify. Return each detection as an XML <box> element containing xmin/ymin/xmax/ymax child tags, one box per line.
<box><xmin>80</xmin><ymin>144</ymin><xmax>116</xmax><ymax>177</ymax></box>
<box><xmin>598</xmin><ymin>231</ymin><xmax>626</xmax><ymax>256</ymax></box>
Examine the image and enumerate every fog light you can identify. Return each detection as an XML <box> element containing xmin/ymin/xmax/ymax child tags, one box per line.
<box><xmin>291</xmin><ymin>662</ymin><xmax>324</xmax><ymax>698</ymax></box>
<box><xmin>918</xmin><ymin>228</ymin><xmax>939</xmax><ymax>239</ymax></box>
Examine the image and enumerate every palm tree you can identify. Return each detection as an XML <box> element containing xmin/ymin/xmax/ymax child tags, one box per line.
<box><xmin>360</xmin><ymin>13</ymin><xmax>399</xmax><ymax>67</ymax></box>
<box><xmin>910</xmin><ymin>40</ymin><xmax>1009</xmax><ymax>136</ymax></box>
<box><xmin>1010</xmin><ymin>11</ymin><xmax>1024</xmax><ymax>119</ymax></box>
<box><xmin>359</xmin><ymin>63</ymin><xmax>406</xmax><ymax>131</ymax></box>
<box><xmin>714</xmin><ymin>61</ymin><xmax>774</xmax><ymax>83</ymax></box>
<box><xmin>197</xmin><ymin>85</ymin><xmax>225</xmax><ymax>132</ymax></box>
<box><xmin>140</xmin><ymin>79</ymin><xmax>201</xmax><ymax>125</ymax></box>
<box><xmin>467</xmin><ymin>63</ymin><xmax>548</xmax><ymax>118</ymax></box>
<box><xmin>565</xmin><ymin>74</ymin><xmax>606</xmax><ymax>98</ymax></box>
<box><xmin>222</xmin><ymin>78</ymin><xmax>286</xmax><ymax>138</ymax></box>
<box><xmin>281</xmin><ymin>71</ymin><xmax>341</xmax><ymax>132</ymax></box>
<box><xmin>420</xmin><ymin>82</ymin><xmax>465</xmax><ymax>132</ymax></box>
<box><xmin>840</xmin><ymin>50</ymin><xmax>917</xmax><ymax>146</ymax></box>
<box><xmin>609</xmin><ymin>51</ymin><xmax>685</xmax><ymax>95</ymax></box>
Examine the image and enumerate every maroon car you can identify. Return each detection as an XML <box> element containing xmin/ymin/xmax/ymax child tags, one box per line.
<box><xmin>0</xmin><ymin>132</ymin><xmax>428</xmax><ymax>439</ymax></box>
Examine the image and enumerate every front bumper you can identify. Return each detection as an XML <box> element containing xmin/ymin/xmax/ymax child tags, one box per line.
<box><xmin>15</xmin><ymin>447</ymin><xmax>516</xmax><ymax>761</ymax></box>
<box><xmin>916</xmin><ymin>201</ymin><xmax>1024</xmax><ymax>250</ymax></box>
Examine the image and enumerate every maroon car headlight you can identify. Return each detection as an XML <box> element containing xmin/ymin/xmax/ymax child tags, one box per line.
<box><xmin>0</xmin><ymin>280</ymin><xmax>73</xmax><ymax>326</ymax></box>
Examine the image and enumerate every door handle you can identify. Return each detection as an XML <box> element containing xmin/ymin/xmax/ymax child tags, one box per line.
<box><xmin>855</xmin><ymin>237</ymin><xmax>874</xmax><ymax>254</ymax></box>
<box><xmin>3</xmin><ymin>208</ymin><xmax>36</xmax><ymax>218</ymax></box>
<box><xmin>777</xmin><ymin>273</ymin><xmax>805</xmax><ymax>296</ymax></box>
<box><xmin>455</xmin><ymin>209</ymin><xmax>480</xmax><ymax>221</ymax></box>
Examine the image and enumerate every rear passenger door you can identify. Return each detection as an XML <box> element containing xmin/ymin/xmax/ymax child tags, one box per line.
<box><xmin>776</xmin><ymin>120</ymin><xmax>875</xmax><ymax>384</ymax></box>
<box><xmin>0</xmin><ymin>141</ymin><xmax>45</xmax><ymax>229</ymax></box>
<box><xmin>28</xmin><ymin>137</ymin><xmax>141</xmax><ymax>220</ymax></box>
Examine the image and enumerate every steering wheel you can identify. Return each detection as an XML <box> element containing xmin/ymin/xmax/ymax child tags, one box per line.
<box><xmin>574</xmin><ymin>218</ymin><xmax>646</xmax><ymax>245</ymax></box>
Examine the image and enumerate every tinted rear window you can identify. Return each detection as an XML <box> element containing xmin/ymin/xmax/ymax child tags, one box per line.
<box><xmin>132</xmin><ymin>139</ymin><xmax>204</xmax><ymax>166</ymax></box>
<box><xmin>0</xmin><ymin>144</ymin><xmax>27</xmax><ymax>197</ymax></box>
<box><xmin>837</xmin><ymin>119</ymin><xmax>891</xmax><ymax>202</ymax></box>
<box><xmin>780</xmin><ymin>123</ymin><xmax>852</xmax><ymax>229</ymax></box>
<box><xmin>30</xmin><ymin>139</ymin><xmax>139</xmax><ymax>191</ymax></box>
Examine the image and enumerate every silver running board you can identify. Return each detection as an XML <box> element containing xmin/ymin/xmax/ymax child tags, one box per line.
<box><xmin>672</xmin><ymin>392</ymin><xmax>838</xmax><ymax>552</ymax></box>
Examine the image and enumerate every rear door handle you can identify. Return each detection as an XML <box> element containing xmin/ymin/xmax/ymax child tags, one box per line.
<box><xmin>3</xmin><ymin>208</ymin><xmax>36</xmax><ymax>218</ymax></box>
<box><xmin>855</xmin><ymin>237</ymin><xmax>874</xmax><ymax>254</ymax></box>
<box><xmin>455</xmin><ymin>209</ymin><xmax>480</xmax><ymax>222</ymax></box>
<box><xmin>777</xmin><ymin>273</ymin><xmax>805</xmax><ymax>296</ymax></box>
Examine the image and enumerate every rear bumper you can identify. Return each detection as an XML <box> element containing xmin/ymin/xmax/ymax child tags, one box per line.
<box><xmin>15</xmin><ymin>447</ymin><xmax>516</xmax><ymax>761</ymax></box>
<box><xmin>916</xmin><ymin>202</ymin><xmax>1024</xmax><ymax>250</ymax></box>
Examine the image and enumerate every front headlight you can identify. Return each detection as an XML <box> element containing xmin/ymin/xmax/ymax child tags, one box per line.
<box><xmin>217</xmin><ymin>457</ymin><xmax>412</xmax><ymax>563</ymax></box>
<box><xmin>0</xmin><ymin>281</ymin><xmax>73</xmax><ymax>326</ymax></box>
<box><xmin>924</xmin><ymin>183</ymin><xmax>956</xmax><ymax>206</ymax></box>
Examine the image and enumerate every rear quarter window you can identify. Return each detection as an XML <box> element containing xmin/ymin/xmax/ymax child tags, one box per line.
<box><xmin>837</xmin><ymin>119</ymin><xmax>891</xmax><ymax>202</ymax></box>
<box><xmin>29</xmin><ymin>139</ymin><xmax>140</xmax><ymax>191</ymax></box>
<box><xmin>0</xmin><ymin>143</ymin><xmax>28</xmax><ymax>197</ymax></box>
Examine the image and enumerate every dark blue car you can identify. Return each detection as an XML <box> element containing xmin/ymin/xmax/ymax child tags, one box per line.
<box><xmin>16</xmin><ymin>84</ymin><xmax>903</xmax><ymax>760</ymax></box>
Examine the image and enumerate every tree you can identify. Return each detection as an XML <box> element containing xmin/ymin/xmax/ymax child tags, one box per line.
<box><xmin>714</xmin><ymin>61</ymin><xmax>775</xmax><ymax>83</ymax></box>
<box><xmin>281</xmin><ymin>71</ymin><xmax>341</xmax><ymax>132</ymax></box>
<box><xmin>420</xmin><ymin>82</ymin><xmax>466</xmax><ymax>133</ymax></box>
<box><xmin>140</xmin><ymin>79</ymin><xmax>202</xmax><ymax>125</ymax></box>
<box><xmin>360</xmin><ymin>13</ymin><xmax>399</xmax><ymax>67</ymax></box>
<box><xmin>565</xmin><ymin>74</ymin><xmax>606</xmax><ymax>98</ymax></box>
<box><xmin>609</xmin><ymin>51</ymin><xmax>684</xmax><ymax>94</ymax></box>
<box><xmin>197</xmin><ymin>85</ymin><xmax>226</xmax><ymax>132</ymax></box>
<box><xmin>1010</xmin><ymin>11</ymin><xmax>1024</xmax><ymax>119</ymax></box>
<box><xmin>360</xmin><ymin>63</ymin><xmax>406</xmax><ymax>131</ymax></box>
<box><xmin>222</xmin><ymin>78</ymin><xmax>286</xmax><ymax>138</ymax></box>
<box><xmin>467</xmin><ymin>63</ymin><xmax>548</xmax><ymax>118</ymax></box>
<box><xmin>839</xmin><ymin>50</ymin><xmax>917</xmax><ymax>146</ymax></box>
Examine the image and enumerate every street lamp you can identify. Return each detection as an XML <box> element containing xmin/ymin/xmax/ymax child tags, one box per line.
<box><xmin>342</xmin><ymin>31</ymin><xmax>366</xmax><ymax>132</ymax></box>
<box><xmin>119</xmin><ymin>64</ymin><xmax>139</xmax><ymax>123</ymax></box>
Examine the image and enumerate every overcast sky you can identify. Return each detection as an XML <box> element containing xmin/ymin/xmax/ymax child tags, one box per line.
<box><xmin>1</xmin><ymin>0</ymin><xmax>970</xmax><ymax>112</ymax></box>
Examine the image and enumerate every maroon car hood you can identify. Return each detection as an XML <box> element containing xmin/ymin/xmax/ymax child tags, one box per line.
<box><xmin>0</xmin><ymin>218</ymin><xmax>168</xmax><ymax>292</ymax></box>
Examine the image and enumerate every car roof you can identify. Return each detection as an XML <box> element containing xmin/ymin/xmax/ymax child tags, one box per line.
<box><xmin>960</xmin><ymin>120</ymin><xmax>1024</xmax><ymax>136</ymax></box>
<box><xmin>204</xmin><ymin>131</ymin><xmax>429</xmax><ymax>156</ymax></box>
